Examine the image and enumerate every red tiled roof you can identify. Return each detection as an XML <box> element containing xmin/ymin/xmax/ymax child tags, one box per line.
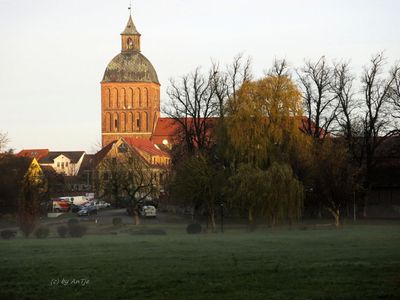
<box><xmin>151</xmin><ymin>117</ymin><xmax>218</xmax><ymax>144</ymax></box>
<box><xmin>16</xmin><ymin>149</ymin><xmax>49</xmax><ymax>161</ymax></box>
<box><xmin>298</xmin><ymin>116</ymin><xmax>327</xmax><ymax>138</ymax></box>
<box><xmin>151</xmin><ymin>118</ymin><xmax>181</xmax><ymax>144</ymax></box>
<box><xmin>124</xmin><ymin>137</ymin><xmax>170</xmax><ymax>157</ymax></box>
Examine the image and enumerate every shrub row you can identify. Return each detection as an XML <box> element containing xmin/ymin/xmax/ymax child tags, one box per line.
<box><xmin>1</xmin><ymin>230</ymin><xmax>17</xmax><ymax>240</ymax></box>
<box><xmin>186</xmin><ymin>223</ymin><xmax>202</xmax><ymax>234</ymax></box>
<box><xmin>0</xmin><ymin>219</ymin><xmax>88</xmax><ymax>240</ymax></box>
<box><xmin>112</xmin><ymin>217</ymin><xmax>123</xmax><ymax>226</ymax></box>
<box><xmin>129</xmin><ymin>228</ymin><xmax>167</xmax><ymax>235</ymax></box>
<box><xmin>58</xmin><ymin>219</ymin><xmax>87</xmax><ymax>238</ymax></box>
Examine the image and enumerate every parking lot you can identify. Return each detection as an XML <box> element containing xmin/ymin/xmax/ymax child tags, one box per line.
<box><xmin>65</xmin><ymin>208</ymin><xmax>189</xmax><ymax>226</ymax></box>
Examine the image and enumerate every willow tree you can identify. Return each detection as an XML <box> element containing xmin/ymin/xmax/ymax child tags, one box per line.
<box><xmin>225</xmin><ymin>70</ymin><xmax>306</xmax><ymax>225</ymax></box>
<box><xmin>227</xmin><ymin>162</ymin><xmax>303</xmax><ymax>228</ymax></box>
<box><xmin>225</xmin><ymin>72</ymin><xmax>307</xmax><ymax>167</ymax></box>
<box><xmin>262</xmin><ymin>162</ymin><xmax>303</xmax><ymax>226</ymax></box>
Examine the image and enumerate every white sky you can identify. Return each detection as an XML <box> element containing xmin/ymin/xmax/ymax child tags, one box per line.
<box><xmin>0</xmin><ymin>0</ymin><xmax>399</xmax><ymax>153</ymax></box>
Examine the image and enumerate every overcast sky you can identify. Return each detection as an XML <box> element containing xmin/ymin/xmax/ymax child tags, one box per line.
<box><xmin>0</xmin><ymin>0</ymin><xmax>399</xmax><ymax>153</ymax></box>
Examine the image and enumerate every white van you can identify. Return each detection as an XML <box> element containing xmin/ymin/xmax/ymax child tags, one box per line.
<box><xmin>59</xmin><ymin>196</ymin><xmax>88</xmax><ymax>206</ymax></box>
<box><xmin>140</xmin><ymin>205</ymin><xmax>157</xmax><ymax>217</ymax></box>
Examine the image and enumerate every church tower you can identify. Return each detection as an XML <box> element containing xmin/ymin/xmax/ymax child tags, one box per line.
<box><xmin>101</xmin><ymin>13</ymin><xmax>160</xmax><ymax>147</ymax></box>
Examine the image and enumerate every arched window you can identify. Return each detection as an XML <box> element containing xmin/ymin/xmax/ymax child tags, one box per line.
<box><xmin>104</xmin><ymin>88</ymin><xmax>111</xmax><ymax>108</ymax></box>
<box><xmin>142</xmin><ymin>88</ymin><xmax>148</xmax><ymax>108</ymax></box>
<box><xmin>142</xmin><ymin>112</ymin><xmax>148</xmax><ymax>131</ymax></box>
<box><xmin>120</xmin><ymin>112</ymin><xmax>126</xmax><ymax>132</ymax></box>
<box><xmin>119</xmin><ymin>88</ymin><xmax>126</xmax><ymax>108</ymax></box>
<box><xmin>127</xmin><ymin>38</ymin><xmax>133</xmax><ymax>50</ymax></box>
<box><xmin>111</xmin><ymin>88</ymin><xmax>118</xmax><ymax>108</ymax></box>
<box><xmin>113</xmin><ymin>113</ymin><xmax>119</xmax><ymax>131</ymax></box>
<box><xmin>127</xmin><ymin>112</ymin><xmax>133</xmax><ymax>132</ymax></box>
<box><xmin>135</xmin><ymin>113</ymin><xmax>141</xmax><ymax>131</ymax></box>
<box><xmin>105</xmin><ymin>112</ymin><xmax>111</xmax><ymax>132</ymax></box>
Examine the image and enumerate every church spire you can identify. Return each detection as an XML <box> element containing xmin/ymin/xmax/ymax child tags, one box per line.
<box><xmin>121</xmin><ymin>15</ymin><xmax>140</xmax><ymax>35</ymax></box>
<box><xmin>121</xmin><ymin>10</ymin><xmax>141</xmax><ymax>52</ymax></box>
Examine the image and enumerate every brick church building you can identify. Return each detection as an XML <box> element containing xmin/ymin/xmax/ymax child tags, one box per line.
<box><xmin>101</xmin><ymin>14</ymin><xmax>177</xmax><ymax>150</ymax></box>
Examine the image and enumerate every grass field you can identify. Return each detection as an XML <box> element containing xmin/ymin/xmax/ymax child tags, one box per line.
<box><xmin>1</xmin><ymin>222</ymin><xmax>400</xmax><ymax>300</ymax></box>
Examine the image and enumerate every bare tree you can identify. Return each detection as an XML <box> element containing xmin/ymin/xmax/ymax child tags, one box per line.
<box><xmin>297</xmin><ymin>56</ymin><xmax>338</xmax><ymax>139</ymax></box>
<box><xmin>164</xmin><ymin>55</ymin><xmax>253</xmax><ymax>157</ymax></box>
<box><xmin>331</xmin><ymin>61</ymin><xmax>358</xmax><ymax>139</ymax></box>
<box><xmin>165</xmin><ymin>68</ymin><xmax>217</xmax><ymax>155</ymax></box>
<box><xmin>357</xmin><ymin>53</ymin><xmax>400</xmax><ymax>216</ymax></box>
<box><xmin>96</xmin><ymin>150</ymin><xmax>157</xmax><ymax>225</ymax></box>
<box><xmin>331</xmin><ymin>53</ymin><xmax>400</xmax><ymax>217</ymax></box>
<box><xmin>211</xmin><ymin>54</ymin><xmax>252</xmax><ymax>118</ymax></box>
<box><xmin>389</xmin><ymin>63</ymin><xmax>400</xmax><ymax>118</ymax></box>
<box><xmin>268</xmin><ymin>58</ymin><xmax>290</xmax><ymax>78</ymax></box>
<box><xmin>0</xmin><ymin>131</ymin><xmax>9</xmax><ymax>153</ymax></box>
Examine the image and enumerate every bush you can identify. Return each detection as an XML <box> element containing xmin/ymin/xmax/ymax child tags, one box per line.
<box><xmin>34</xmin><ymin>226</ymin><xmax>50</xmax><ymax>239</ymax></box>
<box><xmin>129</xmin><ymin>228</ymin><xmax>166</xmax><ymax>236</ymax></box>
<box><xmin>67</xmin><ymin>218</ymin><xmax>79</xmax><ymax>226</ymax></box>
<box><xmin>186</xmin><ymin>223</ymin><xmax>202</xmax><ymax>234</ymax></box>
<box><xmin>68</xmin><ymin>224</ymin><xmax>87</xmax><ymax>238</ymax></box>
<box><xmin>1</xmin><ymin>230</ymin><xmax>16</xmax><ymax>240</ymax></box>
<box><xmin>19</xmin><ymin>220</ymin><xmax>35</xmax><ymax>237</ymax></box>
<box><xmin>57</xmin><ymin>225</ymin><xmax>68</xmax><ymax>238</ymax></box>
<box><xmin>112</xmin><ymin>217</ymin><xmax>122</xmax><ymax>227</ymax></box>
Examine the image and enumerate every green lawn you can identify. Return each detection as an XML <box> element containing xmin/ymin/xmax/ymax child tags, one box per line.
<box><xmin>1</xmin><ymin>222</ymin><xmax>400</xmax><ymax>300</ymax></box>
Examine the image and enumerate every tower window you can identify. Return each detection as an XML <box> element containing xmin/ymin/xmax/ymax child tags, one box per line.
<box><xmin>114</xmin><ymin>119</ymin><xmax>118</xmax><ymax>130</ymax></box>
<box><xmin>127</xmin><ymin>38</ymin><xmax>133</xmax><ymax>50</ymax></box>
<box><xmin>136</xmin><ymin>118</ymin><xmax>140</xmax><ymax>130</ymax></box>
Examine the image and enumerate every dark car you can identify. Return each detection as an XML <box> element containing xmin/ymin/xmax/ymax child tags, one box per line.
<box><xmin>70</xmin><ymin>204</ymin><xmax>83</xmax><ymax>213</ymax></box>
<box><xmin>77</xmin><ymin>206</ymin><xmax>97</xmax><ymax>216</ymax></box>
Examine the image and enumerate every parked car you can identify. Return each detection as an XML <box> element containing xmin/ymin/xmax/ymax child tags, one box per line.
<box><xmin>77</xmin><ymin>206</ymin><xmax>97</xmax><ymax>216</ymax></box>
<box><xmin>92</xmin><ymin>200</ymin><xmax>111</xmax><ymax>209</ymax></box>
<box><xmin>70</xmin><ymin>204</ymin><xmax>83</xmax><ymax>213</ymax></box>
<box><xmin>140</xmin><ymin>205</ymin><xmax>157</xmax><ymax>218</ymax></box>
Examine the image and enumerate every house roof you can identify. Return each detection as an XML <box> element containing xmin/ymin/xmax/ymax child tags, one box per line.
<box><xmin>41</xmin><ymin>165</ymin><xmax>56</xmax><ymax>173</ymax></box>
<box><xmin>124</xmin><ymin>137</ymin><xmax>170</xmax><ymax>158</ymax></box>
<box><xmin>93</xmin><ymin>142</ymin><xmax>116</xmax><ymax>165</ymax></box>
<box><xmin>40</xmin><ymin>151</ymin><xmax>85</xmax><ymax>164</ymax></box>
<box><xmin>16</xmin><ymin>149</ymin><xmax>49</xmax><ymax>161</ymax></box>
<box><xmin>77</xmin><ymin>154</ymin><xmax>96</xmax><ymax>176</ymax></box>
<box><xmin>151</xmin><ymin>117</ymin><xmax>218</xmax><ymax>145</ymax></box>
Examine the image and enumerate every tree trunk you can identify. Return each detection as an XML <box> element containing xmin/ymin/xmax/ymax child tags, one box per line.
<box><xmin>363</xmin><ymin>194</ymin><xmax>368</xmax><ymax>218</ymax></box>
<box><xmin>133</xmin><ymin>209</ymin><xmax>140</xmax><ymax>225</ymax></box>
<box><xmin>248</xmin><ymin>208</ymin><xmax>253</xmax><ymax>224</ymax></box>
<box><xmin>207</xmin><ymin>208</ymin><xmax>216</xmax><ymax>232</ymax></box>
<box><xmin>334</xmin><ymin>211</ymin><xmax>340</xmax><ymax>228</ymax></box>
<box><xmin>327</xmin><ymin>207</ymin><xmax>341</xmax><ymax>228</ymax></box>
<box><xmin>247</xmin><ymin>208</ymin><xmax>255</xmax><ymax>231</ymax></box>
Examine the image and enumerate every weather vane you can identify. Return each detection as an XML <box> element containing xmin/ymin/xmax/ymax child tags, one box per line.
<box><xmin>128</xmin><ymin>1</ymin><xmax>132</xmax><ymax>15</ymax></box>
